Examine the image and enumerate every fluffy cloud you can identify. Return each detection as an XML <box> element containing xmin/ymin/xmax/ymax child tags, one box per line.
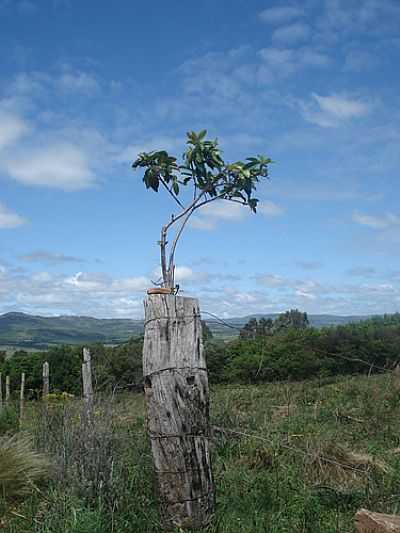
<box><xmin>301</xmin><ymin>93</ymin><xmax>370</xmax><ymax>127</ymax></box>
<box><xmin>258</xmin><ymin>201</ymin><xmax>285</xmax><ymax>217</ymax></box>
<box><xmin>57</xmin><ymin>71</ymin><xmax>100</xmax><ymax>94</ymax></box>
<box><xmin>5</xmin><ymin>143</ymin><xmax>95</xmax><ymax>190</ymax></box>
<box><xmin>272</xmin><ymin>23</ymin><xmax>310</xmax><ymax>44</ymax></box>
<box><xmin>190</xmin><ymin>199</ymin><xmax>284</xmax><ymax>230</ymax></box>
<box><xmin>258</xmin><ymin>47</ymin><xmax>330</xmax><ymax>78</ymax></box>
<box><xmin>190</xmin><ymin>201</ymin><xmax>248</xmax><ymax>230</ymax></box>
<box><xmin>0</xmin><ymin>203</ymin><xmax>26</xmax><ymax>229</ymax></box>
<box><xmin>0</xmin><ymin>110</ymin><xmax>30</xmax><ymax>150</ymax></box>
<box><xmin>352</xmin><ymin>211</ymin><xmax>400</xmax><ymax>229</ymax></box>
<box><xmin>259</xmin><ymin>6</ymin><xmax>305</xmax><ymax>24</ymax></box>
<box><xmin>19</xmin><ymin>250</ymin><xmax>84</xmax><ymax>264</ymax></box>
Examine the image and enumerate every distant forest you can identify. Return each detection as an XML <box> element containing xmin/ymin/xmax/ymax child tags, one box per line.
<box><xmin>1</xmin><ymin>312</ymin><xmax>400</xmax><ymax>395</ymax></box>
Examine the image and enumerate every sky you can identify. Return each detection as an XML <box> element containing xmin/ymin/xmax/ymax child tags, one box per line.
<box><xmin>0</xmin><ymin>0</ymin><xmax>399</xmax><ymax>319</ymax></box>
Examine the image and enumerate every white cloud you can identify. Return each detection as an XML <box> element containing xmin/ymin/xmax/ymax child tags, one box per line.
<box><xmin>0</xmin><ymin>110</ymin><xmax>30</xmax><ymax>150</ymax></box>
<box><xmin>58</xmin><ymin>71</ymin><xmax>99</xmax><ymax>94</ymax></box>
<box><xmin>258</xmin><ymin>47</ymin><xmax>330</xmax><ymax>78</ymax></box>
<box><xmin>258</xmin><ymin>200</ymin><xmax>285</xmax><ymax>217</ymax></box>
<box><xmin>190</xmin><ymin>200</ymin><xmax>248</xmax><ymax>230</ymax></box>
<box><xmin>190</xmin><ymin>199</ymin><xmax>283</xmax><ymax>230</ymax></box>
<box><xmin>5</xmin><ymin>143</ymin><xmax>95</xmax><ymax>190</ymax></box>
<box><xmin>111</xmin><ymin>276</ymin><xmax>149</xmax><ymax>291</ymax></box>
<box><xmin>20</xmin><ymin>250</ymin><xmax>84</xmax><ymax>264</ymax></box>
<box><xmin>259</xmin><ymin>6</ymin><xmax>305</xmax><ymax>24</ymax></box>
<box><xmin>352</xmin><ymin>211</ymin><xmax>400</xmax><ymax>229</ymax></box>
<box><xmin>313</xmin><ymin>93</ymin><xmax>369</xmax><ymax>119</ymax></box>
<box><xmin>0</xmin><ymin>203</ymin><xmax>26</xmax><ymax>229</ymax></box>
<box><xmin>344</xmin><ymin>50</ymin><xmax>377</xmax><ymax>72</ymax></box>
<box><xmin>116</xmin><ymin>136</ymin><xmax>183</xmax><ymax>164</ymax></box>
<box><xmin>255</xmin><ymin>273</ymin><xmax>287</xmax><ymax>288</ymax></box>
<box><xmin>272</xmin><ymin>23</ymin><xmax>310</xmax><ymax>44</ymax></box>
<box><xmin>301</xmin><ymin>93</ymin><xmax>370</xmax><ymax>127</ymax></box>
<box><xmin>64</xmin><ymin>272</ymin><xmax>110</xmax><ymax>291</ymax></box>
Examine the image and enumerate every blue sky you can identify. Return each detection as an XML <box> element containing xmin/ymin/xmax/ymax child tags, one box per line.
<box><xmin>0</xmin><ymin>0</ymin><xmax>399</xmax><ymax>318</ymax></box>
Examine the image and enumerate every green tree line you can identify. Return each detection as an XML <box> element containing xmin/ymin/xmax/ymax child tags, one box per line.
<box><xmin>1</xmin><ymin>313</ymin><xmax>400</xmax><ymax>395</ymax></box>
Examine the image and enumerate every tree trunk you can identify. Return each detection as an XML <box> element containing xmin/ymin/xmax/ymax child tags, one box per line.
<box><xmin>42</xmin><ymin>362</ymin><xmax>49</xmax><ymax>398</ymax></box>
<box><xmin>143</xmin><ymin>294</ymin><xmax>214</xmax><ymax>530</ymax></box>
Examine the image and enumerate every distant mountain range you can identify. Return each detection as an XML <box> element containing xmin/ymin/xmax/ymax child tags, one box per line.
<box><xmin>0</xmin><ymin>311</ymin><xmax>371</xmax><ymax>349</ymax></box>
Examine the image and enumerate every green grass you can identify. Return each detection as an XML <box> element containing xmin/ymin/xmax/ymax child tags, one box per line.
<box><xmin>2</xmin><ymin>373</ymin><xmax>400</xmax><ymax>531</ymax></box>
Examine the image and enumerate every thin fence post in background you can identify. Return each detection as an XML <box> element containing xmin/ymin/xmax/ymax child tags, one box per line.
<box><xmin>20</xmin><ymin>372</ymin><xmax>25</xmax><ymax>426</ymax></box>
<box><xmin>42</xmin><ymin>361</ymin><xmax>49</xmax><ymax>398</ymax></box>
<box><xmin>82</xmin><ymin>347</ymin><xmax>94</xmax><ymax>417</ymax></box>
<box><xmin>0</xmin><ymin>372</ymin><xmax>2</xmax><ymax>411</ymax></box>
<box><xmin>5</xmin><ymin>375</ymin><xmax>10</xmax><ymax>406</ymax></box>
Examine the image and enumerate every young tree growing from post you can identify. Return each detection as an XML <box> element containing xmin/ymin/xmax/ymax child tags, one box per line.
<box><xmin>133</xmin><ymin>131</ymin><xmax>271</xmax><ymax>529</ymax></box>
<box><xmin>133</xmin><ymin>130</ymin><xmax>271</xmax><ymax>290</ymax></box>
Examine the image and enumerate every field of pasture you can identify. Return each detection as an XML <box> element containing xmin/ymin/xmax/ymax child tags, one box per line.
<box><xmin>1</xmin><ymin>372</ymin><xmax>400</xmax><ymax>532</ymax></box>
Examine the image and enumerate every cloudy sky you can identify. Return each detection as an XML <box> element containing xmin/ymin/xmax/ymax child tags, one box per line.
<box><xmin>1</xmin><ymin>0</ymin><xmax>399</xmax><ymax>318</ymax></box>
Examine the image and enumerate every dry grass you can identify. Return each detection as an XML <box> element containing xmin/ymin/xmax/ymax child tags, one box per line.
<box><xmin>0</xmin><ymin>434</ymin><xmax>49</xmax><ymax>500</ymax></box>
<box><xmin>306</xmin><ymin>441</ymin><xmax>390</xmax><ymax>489</ymax></box>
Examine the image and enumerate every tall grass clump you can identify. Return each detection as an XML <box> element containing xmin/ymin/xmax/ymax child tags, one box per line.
<box><xmin>0</xmin><ymin>433</ymin><xmax>49</xmax><ymax>500</ymax></box>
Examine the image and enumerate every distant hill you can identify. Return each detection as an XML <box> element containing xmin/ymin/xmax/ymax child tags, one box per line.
<box><xmin>0</xmin><ymin>311</ymin><xmax>371</xmax><ymax>349</ymax></box>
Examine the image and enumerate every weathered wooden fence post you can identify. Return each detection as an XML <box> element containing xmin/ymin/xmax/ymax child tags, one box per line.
<box><xmin>42</xmin><ymin>362</ymin><xmax>49</xmax><ymax>398</ymax></box>
<box><xmin>82</xmin><ymin>348</ymin><xmax>94</xmax><ymax>413</ymax></box>
<box><xmin>143</xmin><ymin>293</ymin><xmax>214</xmax><ymax>530</ymax></box>
<box><xmin>20</xmin><ymin>372</ymin><xmax>25</xmax><ymax>425</ymax></box>
<box><xmin>0</xmin><ymin>372</ymin><xmax>2</xmax><ymax>411</ymax></box>
<box><xmin>5</xmin><ymin>375</ymin><xmax>10</xmax><ymax>406</ymax></box>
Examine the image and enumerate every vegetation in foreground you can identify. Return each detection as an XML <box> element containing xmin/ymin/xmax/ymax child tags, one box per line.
<box><xmin>1</xmin><ymin>372</ymin><xmax>400</xmax><ymax>532</ymax></box>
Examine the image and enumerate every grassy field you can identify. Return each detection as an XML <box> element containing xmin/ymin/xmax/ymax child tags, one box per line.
<box><xmin>1</xmin><ymin>372</ymin><xmax>400</xmax><ymax>532</ymax></box>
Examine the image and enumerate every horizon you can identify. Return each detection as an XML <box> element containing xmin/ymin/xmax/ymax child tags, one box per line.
<box><xmin>1</xmin><ymin>1</ymin><xmax>399</xmax><ymax>319</ymax></box>
<box><xmin>0</xmin><ymin>309</ymin><xmax>379</xmax><ymax>321</ymax></box>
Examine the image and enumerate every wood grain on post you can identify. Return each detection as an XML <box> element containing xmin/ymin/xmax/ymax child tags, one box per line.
<box><xmin>355</xmin><ymin>508</ymin><xmax>400</xmax><ymax>532</ymax></box>
<box><xmin>143</xmin><ymin>294</ymin><xmax>214</xmax><ymax>530</ymax></box>
<box><xmin>5</xmin><ymin>375</ymin><xmax>10</xmax><ymax>405</ymax></box>
<box><xmin>42</xmin><ymin>362</ymin><xmax>49</xmax><ymax>398</ymax></box>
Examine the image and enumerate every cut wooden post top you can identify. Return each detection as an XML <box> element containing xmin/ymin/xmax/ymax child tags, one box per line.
<box><xmin>144</xmin><ymin>294</ymin><xmax>200</xmax><ymax>323</ymax></box>
<box><xmin>143</xmin><ymin>294</ymin><xmax>205</xmax><ymax>376</ymax></box>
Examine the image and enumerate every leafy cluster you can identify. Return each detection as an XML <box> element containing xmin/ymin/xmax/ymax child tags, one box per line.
<box><xmin>239</xmin><ymin>309</ymin><xmax>309</xmax><ymax>339</ymax></box>
<box><xmin>132</xmin><ymin>130</ymin><xmax>271</xmax><ymax>212</ymax></box>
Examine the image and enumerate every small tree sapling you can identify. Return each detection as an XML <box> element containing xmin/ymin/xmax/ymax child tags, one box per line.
<box><xmin>132</xmin><ymin>130</ymin><xmax>271</xmax><ymax>289</ymax></box>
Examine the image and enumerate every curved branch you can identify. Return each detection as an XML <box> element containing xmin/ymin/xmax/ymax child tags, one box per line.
<box><xmin>159</xmin><ymin>176</ymin><xmax>185</xmax><ymax>209</ymax></box>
